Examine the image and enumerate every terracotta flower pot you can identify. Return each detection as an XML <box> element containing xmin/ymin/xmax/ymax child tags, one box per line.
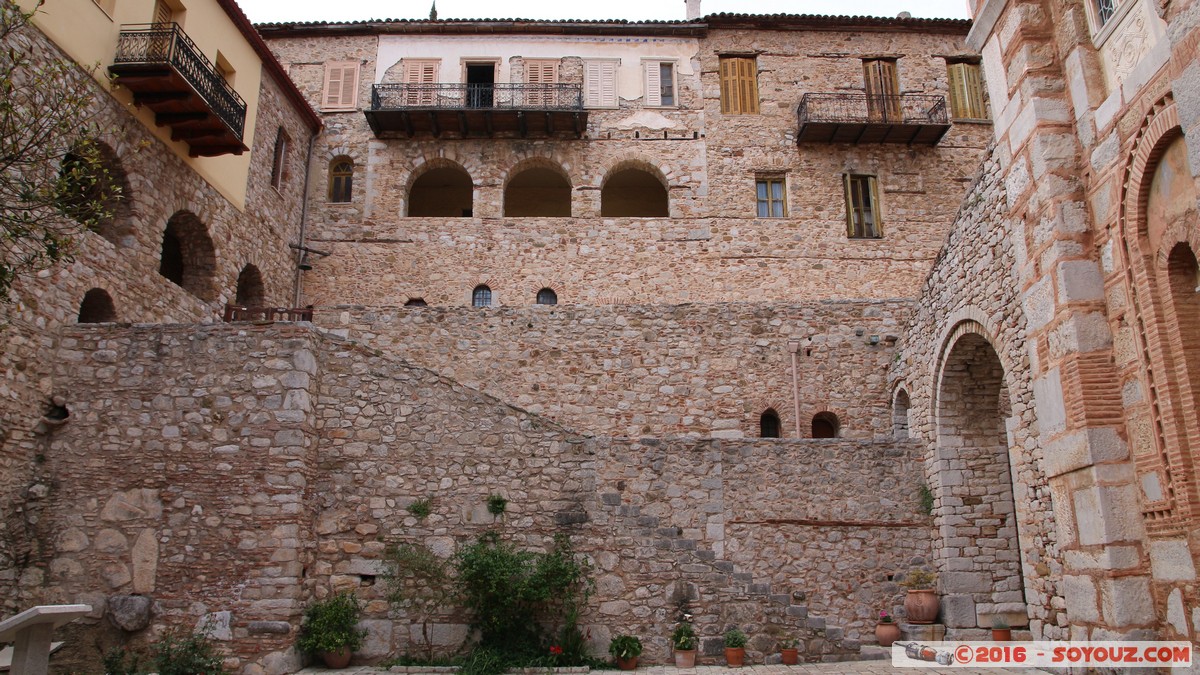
<box><xmin>904</xmin><ymin>589</ymin><xmax>939</xmax><ymax>624</ymax></box>
<box><xmin>616</xmin><ymin>656</ymin><xmax>639</xmax><ymax>670</ymax></box>
<box><xmin>674</xmin><ymin>649</ymin><xmax>697</xmax><ymax>668</ymax></box>
<box><xmin>991</xmin><ymin>628</ymin><xmax>1012</xmax><ymax>641</ymax></box>
<box><xmin>780</xmin><ymin>647</ymin><xmax>799</xmax><ymax>665</ymax></box>
<box><xmin>725</xmin><ymin>647</ymin><xmax>745</xmax><ymax>667</ymax></box>
<box><xmin>320</xmin><ymin>646</ymin><xmax>353</xmax><ymax>668</ymax></box>
<box><xmin>875</xmin><ymin>622</ymin><xmax>901</xmax><ymax>647</ymax></box>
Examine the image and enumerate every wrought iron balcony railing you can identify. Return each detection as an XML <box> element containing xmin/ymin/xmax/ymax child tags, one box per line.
<box><xmin>371</xmin><ymin>83</ymin><xmax>584</xmax><ymax>111</ymax></box>
<box><xmin>113</xmin><ymin>23</ymin><xmax>247</xmax><ymax>140</ymax></box>
<box><xmin>223</xmin><ymin>304</ymin><xmax>314</xmax><ymax>323</ymax></box>
<box><xmin>799</xmin><ymin>93</ymin><xmax>949</xmax><ymax>126</ymax></box>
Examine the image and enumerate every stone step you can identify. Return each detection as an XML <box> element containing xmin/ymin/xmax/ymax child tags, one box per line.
<box><xmin>859</xmin><ymin>645</ymin><xmax>891</xmax><ymax>661</ymax></box>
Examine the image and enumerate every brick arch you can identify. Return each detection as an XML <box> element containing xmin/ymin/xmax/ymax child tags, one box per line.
<box><xmin>598</xmin><ymin>157</ymin><xmax>671</xmax><ymax>190</ymax></box>
<box><xmin>528</xmin><ymin>277</ymin><xmax>567</xmax><ymax>304</ymax></box>
<box><xmin>1121</xmin><ymin>94</ymin><xmax>1180</xmax><ymax>245</ymax></box>
<box><xmin>61</xmin><ymin>139</ymin><xmax>135</xmax><ymax>248</ymax></box>
<box><xmin>235</xmin><ymin>263</ymin><xmax>267</xmax><ymax>306</ymax></box>
<box><xmin>748</xmin><ymin>399</ymin><xmax>789</xmax><ymax>438</ymax></box>
<box><xmin>933</xmin><ymin>323</ymin><xmax>1027</xmax><ymax>629</ymax></box>
<box><xmin>323</xmin><ymin>144</ymin><xmax>365</xmax><ymax>165</ymax></box>
<box><xmin>468</xmin><ymin>277</ymin><xmax>503</xmax><ymax>307</ymax></box>
<box><xmin>499</xmin><ymin>155</ymin><xmax>575</xmax><ymax>191</ymax></box>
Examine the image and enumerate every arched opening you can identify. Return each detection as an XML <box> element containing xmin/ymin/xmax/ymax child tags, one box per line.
<box><xmin>536</xmin><ymin>288</ymin><xmax>558</xmax><ymax>305</ymax></box>
<box><xmin>57</xmin><ymin>140</ymin><xmax>132</xmax><ymax>247</ymax></box>
<box><xmin>405</xmin><ymin>298</ymin><xmax>428</xmax><ymax>307</ymax></box>
<box><xmin>77</xmin><ymin>288</ymin><xmax>116</xmax><ymax>323</ymax></box>
<box><xmin>472</xmin><ymin>285</ymin><xmax>492</xmax><ymax>308</ymax></box>
<box><xmin>601</xmin><ymin>167</ymin><xmax>668</xmax><ymax>217</ymax></box>
<box><xmin>1167</xmin><ymin>244</ymin><xmax>1200</xmax><ymax>415</ymax></box>
<box><xmin>409</xmin><ymin>165</ymin><xmax>473</xmax><ymax>217</ymax></box>
<box><xmin>158</xmin><ymin>211</ymin><xmax>217</xmax><ymax>301</ymax></box>
<box><xmin>936</xmin><ymin>330</ymin><xmax>1027</xmax><ymax>629</ymax></box>
<box><xmin>811</xmin><ymin>412</ymin><xmax>839</xmax><ymax>439</ymax></box>
<box><xmin>893</xmin><ymin>389</ymin><xmax>911</xmax><ymax>439</ymax></box>
<box><xmin>760</xmin><ymin>409</ymin><xmax>781</xmax><ymax>438</ymax></box>
<box><xmin>329</xmin><ymin>157</ymin><xmax>354</xmax><ymax>203</ymax></box>
<box><xmin>505</xmin><ymin>167</ymin><xmax>571</xmax><ymax>217</ymax></box>
<box><xmin>235</xmin><ymin>264</ymin><xmax>266</xmax><ymax>307</ymax></box>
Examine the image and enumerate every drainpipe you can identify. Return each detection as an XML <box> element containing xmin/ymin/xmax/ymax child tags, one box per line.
<box><xmin>788</xmin><ymin>340</ymin><xmax>802</xmax><ymax>438</ymax></box>
<box><xmin>293</xmin><ymin>130</ymin><xmax>319</xmax><ymax>308</ymax></box>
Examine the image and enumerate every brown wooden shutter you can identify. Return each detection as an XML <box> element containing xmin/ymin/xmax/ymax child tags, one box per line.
<box><xmin>719</xmin><ymin>57</ymin><xmax>758</xmax><ymax>114</ymax></box>
<box><xmin>525</xmin><ymin>60</ymin><xmax>558</xmax><ymax>106</ymax></box>
<box><xmin>153</xmin><ymin>0</ymin><xmax>173</xmax><ymax>24</ymax></box>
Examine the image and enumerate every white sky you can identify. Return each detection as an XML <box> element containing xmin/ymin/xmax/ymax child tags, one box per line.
<box><xmin>240</xmin><ymin>0</ymin><xmax>972</xmax><ymax>25</ymax></box>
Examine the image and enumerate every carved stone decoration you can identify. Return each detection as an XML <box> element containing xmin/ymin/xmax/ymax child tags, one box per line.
<box><xmin>1103</xmin><ymin>5</ymin><xmax>1152</xmax><ymax>89</ymax></box>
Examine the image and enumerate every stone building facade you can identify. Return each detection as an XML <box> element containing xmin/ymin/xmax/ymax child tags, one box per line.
<box><xmin>7</xmin><ymin>0</ymin><xmax>1200</xmax><ymax>671</ymax></box>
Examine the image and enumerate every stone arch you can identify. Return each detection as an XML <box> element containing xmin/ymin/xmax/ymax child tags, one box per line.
<box><xmin>406</xmin><ymin>159</ymin><xmax>475</xmax><ymax>217</ymax></box>
<box><xmin>933</xmin><ymin>322</ymin><xmax>1027</xmax><ymax>629</ymax></box>
<box><xmin>77</xmin><ymin>288</ymin><xmax>117</xmax><ymax>323</ymax></box>
<box><xmin>159</xmin><ymin>210</ymin><xmax>217</xmax><ymax>301</ymax></box>
<box><xmin>59</xmin><ymin>140</ymin><xmax>134</xmax><ymax>247</ymax></box>
<box><xmin>759</xmin><ymin>408</ymin><xmax>782</xmax><ymax>438</ymax></box>
<box><xmin>893</xmin><ymin>387</ymin><xmax>911</xmax><ymax>439</ymax></box>
<box><xmin>235</xmin><ymin>264</ymin><xmax>267</xmax><ymax>306</ymax></box>
<box><xmin>503</xmin><ymin>158</ymin><xmax>572</xmax><ymax>217</ymax></box>
<box><xmin>811</xmin><ymin>411</ymin><xmax>840</xmax><ymax>438</ymax></box>
<box><xmin>600</xmin><ymin>159</ymin><xmax>670</xmax><ymax>217</ymax></box>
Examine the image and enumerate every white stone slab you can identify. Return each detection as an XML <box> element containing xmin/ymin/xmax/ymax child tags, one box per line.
<box><xmin>0</xmin><ymin>642</ymin><xmax>65</xmax><ymax>671</ymax></box>
<box><xmin>0</xmin><ymin>606</ymin><xmax>91</xmax><ymax>643</ymax></box>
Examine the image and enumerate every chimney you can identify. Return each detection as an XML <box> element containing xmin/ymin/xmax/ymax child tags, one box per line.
<box><xmin>685</xmin><ymin>0</ymin><xmax>701</xmax><ymax>20</ymax></box>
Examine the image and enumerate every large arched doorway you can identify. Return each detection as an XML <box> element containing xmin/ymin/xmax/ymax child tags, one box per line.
<box><xmin>505</xmin><ymin>165</ymin><xmax>571</xmax><ymax>216</ymax></box>
<box><xmin>408</xmin><ymin>165</ymin><xmax>473</xmax><ymax>217</ymax></box>
<box><xmin>601</xmin><ymin>166</ymin><xmax>668</xmax><ymax>217</ymax></box>
<box><xmin>935</xmin><ymin>327</ymin><xmax>1027</xmax><ymax>629</ymax></box>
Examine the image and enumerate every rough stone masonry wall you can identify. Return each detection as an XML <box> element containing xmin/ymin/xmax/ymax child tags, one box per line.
<box><xmin>315</xmin><ymin>301</ymin><xmax>908</xmax><ymax>439</ymax></box>
<box><xmin>892</xmin><ymin>146</ymin><xmax>1063</xmax><ymax>638</ymax></box>
<box><xmin>261</xmin><ymin>26</ymin><xmax>991</xmax><ymax>308</ymax></box>
<box><xmin>30</xmin><ymin>322</ymin><xmax>930</xmax><ymax>670</ymax></box>
<box><xmin>0</xmin><ymin>19</ymin><xmax>313</xmax><ymax>616</ymax></box>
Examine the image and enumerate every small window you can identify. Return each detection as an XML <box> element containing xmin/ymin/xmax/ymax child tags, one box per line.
<box><xmin>844</xmin><ymin>174</ymin><xmax>881</xmax><ymax>239</ymax></box>
<box><xmin>947</xmin><ymin>61</ymin><xmax>987</xmax><ymax>120</ymax></box>
<box><xmin>812</xmin><ymin>412</ymin><xmax>839</xmax><ymax>439</ymax></box>
<box><xmin>536</xmin><ymin>288</ymin><xmax>558</xmax><ymax>305</ymax></box>
<box><xmin>756</xmin><ymin>176</ymin><xmax>786</xmax><ymax>218</ymax></box>
<box><xmin>719</xmin><ymin>56</ymin><xmax>758</xmax><ymax>114</ymax></box>
<box><xmin>78</xmin><ymin>288</ymin><xmax>117</xmax><ymax>323</ymax></box>
<box><xmin>270</xmin><ymin>128</ymin><xmax>289</xmax><ymax>190</ymax></box>
<box><xmin>329</xmin><ymin>159</ymin><xmax>353</xmax><ymax>203</ymax></box>
<box><xmin>760</xmin><ymin>410</ymin><xmax>781</xmax><ymax>438</ymax></box>
<box><xmin>644</xmin><ymin>61</ymin><xmax>676</xmax><ymax>107</ymax></box>
<box><xmin>472</xmin><ymin>285</ymin><xmax>492</xmax><ymax>308</ymax></box>
<box><xmin>584</xmin><ymin>60</ymin><xmax>619</xmax><ymax>108</ymax></box>
<box><xmin>405</xmin><ymin>298</ymin><xmax>428</xmax><ymax>307</ymax></box>
<box><xmin>323</xmin><ymin>61</ymin><xmax>361</xmax><ymax>111</ymax></box>
<box><xmin>215</xmin><ymin>51</ymin><xmax>236</xmax><ymax>86</ymax></box>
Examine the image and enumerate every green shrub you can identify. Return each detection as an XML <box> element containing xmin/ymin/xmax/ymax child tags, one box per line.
<box><xmin>296</xmin><ymin>591</ymin><xmax>368</xmax><ymax>656</ymax></box>
<box><xmin>917</xmin><ymin>483</ymin><xmax>934</xmax><ymax>515</ymax></box>
<box><xmin>608</xmin><ymin>635</ymin><xmax>642</xmax><ymax>659</ymax></box>
<box><xmin>724</xmin><ymin>628</ymin><xmax>748</xmax><ymax>649</ymax></box>
<box><xmin>670</xmin><ymin>622</ymin><xmax>698</xmax><ymax>650</ymax></box>
<box><xmin>152</xmin><ymin>630</ymin><xmax>227</xmax><ymax>675</ymax></box>
<box><xmin>486</xmin><ymin>494</ymin><xmax>508</xmax><ymax>515</ymax></box>
<box><xmin>102</xmin><ymin>646</ymin><xmax>143</xmax><ymax>675</ymax></box>
<box><xmin>384</xmin><ymin>542</ymin><xmax>457</xmax><ymax>660</ymax></box>
<box><xmin>407</xmin><ymin>498</ymin><xmax>432</xmax><ymax>518</ymax></box>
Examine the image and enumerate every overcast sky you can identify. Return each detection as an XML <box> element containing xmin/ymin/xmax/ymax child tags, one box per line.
<box><xmin>240</xmin><ymin>0</ymin><xmax>972</xmax><ymax>25</ymax></box>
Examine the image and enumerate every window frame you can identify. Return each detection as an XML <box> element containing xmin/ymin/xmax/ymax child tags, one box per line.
<box><xmin>946</xmin><ymin>60</ymin><xmax>987</xmax><ymax>120</ymax></box>
<box><xmin>322</xmin><ymin>60</ymin><xmax>361</xmax><ymax>112</ymax></box>
<box><xmin>755</xmin><ymin>175</ymin><xmax>787</xmax><ymax>218</ymax></box>
<box><xmin>643</xmin><ymin>59</ymin><xmax>677</xmax><ymax>108</ymax></box>
<box><xmin>472</xmin><ymin>285</ymin><xmax>493</xmax><ymax>308</ymax></box>
<box><xmin>536</xmin><ymin>288</ymin><xmax>558</xmax><ymax>305</ymax></box>
<box><xmin>328</xmin><ymin>158</ymin><xmax>353</xmax><ymax>203</ymax></box>
<box><xmin>844</xmin><ymin>174</ymin><xmax>882</xmax><ymax>239</ymax></box>
<box><xmin>718</xmin><ymin>55</ymin><xmax>759</xmax><ymax>115</ymax></box>
<box><xmin>269</xmin><ymin>128</ymin><xmax>289</xmax><ymax>191</ymax></box>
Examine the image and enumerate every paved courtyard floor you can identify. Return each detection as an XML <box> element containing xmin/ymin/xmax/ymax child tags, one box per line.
<box><xmin>296</xmin><ymin>665</ymin><xmax>1047</xmax><ymax>674</ymax></box>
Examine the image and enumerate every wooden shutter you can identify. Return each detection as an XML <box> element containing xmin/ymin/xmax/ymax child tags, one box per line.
<box><xmin>947</xmin><ymin>62</ymin><xmax>986</xmax><ymax>119</ymax></box>
<box><xmin>402</xmin><ymin>60</ymin><xmax>439</xmax><ymax>106</ymax></box>
<box><xmin>719</xmin><ymin>56</ymin><xmax>758</xmax><ymax>114</ymax></box>
<box><xmin>153</xmin><ymin>0</ymin><xmax>173</xmax><ymax>24</ymax></box>
<box><xmin>525</xmin><ymin>60</ymin><xmax>558</xmax><ymax>106</ymax></box>
<box><xmin>322</xmin><ymin>61</ymin><xmax>360</xmax><ymax>111</ymax></box>
<box><xmin>644</xmin><ymin>61</ymin><xmax>662</xmax><ymax>107</ymax></box>
<box><xmin>585</xmin><ymin>60</ymin><xmax>617</xmax><ymax>108</ymax></box>
<box><xmin>863</xmin><ymin>59</ymin><xmax>901</xmax><ymax>121</ymax></box>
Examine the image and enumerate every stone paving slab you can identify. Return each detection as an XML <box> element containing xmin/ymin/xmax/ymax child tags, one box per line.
<box><xmin>296</xmin><ymin>665</ymin><xmax>1049</xmax><ymax>675</ymax></box>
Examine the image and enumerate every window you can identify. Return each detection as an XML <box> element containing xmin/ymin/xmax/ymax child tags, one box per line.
<box><xmin>584</xmin><ymin>60</ymin><xmax>619</xmax><ymax>108</ymax></box>
<box><xmin>863</xmin><ymin>58</ymin><xmax>901</xmax><ymax>121</ymax></box>
<box><xmin>323</xmin><ymin>61</ymin><xmax>361</xmax><ymax>111</ymax></box>
<box><xmin>472</xmin><ymin>285</ymin><xmax>492</xmax><ymax>308</ymax></box>
<box><xmin>644</xmin><ymin>61</ymin><xmax>676</xmax><ymax>107</ymax></box>
<box><xmin>329</xmin><ymin>158</ymin><xmax>353</xmax><ymax>203</ymax></box>
<box><xmin>235</xmin><ymin>264</ymin><xmax>266</xmax><ymax>306</ymax></box>
<box><xmin>215</xmin><ymin>52</ymin><xmax>236</xmax><ymax>86</ymax></box>
<box><xmin>270</xmin><ymin>128</ymin><xmax>288</xmax><ymax>190</ymax></box>
<box><xmin>719</xmin><ymin>56</ymin><xmax>758</xmax><ymax>114</ymax></box>
<box><xmin>153</xmin><ymin>0</ymin><xmax>173</xmax><ymax>24</ymax></box>
<box><xmin>402</xmin><ymin>60</ymin><xmax>439</xmax><ymax>106</ymax></box>
<box><xmin>405</xmin><ymin>298</ymin><xmax>428</xmax><ymax>307</ymax></box>
<box><xmin>525</xmin><ymin>60</ymin><xmax>559</xmax><ymax>106</ymax></box>
<box><xmin>1095</xmin><ymin>0</ymin><xmax>1116</xmax><ymax>26</ymax></box>
<box><xmin>756</xmin><ymin>176</ymin><xmax>786</xmax><ymax>218</ymax></box>
<box><xmin>812</xmin><ymin>412</ymin><xmax>839</xmax><ymax>439</ymax></box>
<box><xmin>78</xmin><ymin>288</ymin><xmax>117</xmax><ymax>323</ymax></box>
<box><xmin>844</xmin><ymin>174</ymin><xmax>881</xmax><ymax>239</ymax></box>
<box><xmin>947</xmin><ymin>61</ymin><xmax>986</xmax><ymax>120</ymax></box>
<box><xmin>760</xmin><ymin>410</ymin><xmax>781</xmax><ymax>438</ymax></box>
<box><xmin>536</xmin><ymin>288</ymin><xmax>558</xmax><ymax>305</ymax></box>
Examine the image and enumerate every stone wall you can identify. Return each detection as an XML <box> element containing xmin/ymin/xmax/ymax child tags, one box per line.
<box><xmin>30</xmin><ymin>322</ymin><xmax>931</xmax><ymax>670</ymax></box>
<box><xmin>0</xmin><ymin>18</ymin><xmax>315</xmax><ymax>615</ymax></box>
<box><xmin>314</xmin><ymin>301</ymin><xmax>908</xmax><ymax>439</ymax></box>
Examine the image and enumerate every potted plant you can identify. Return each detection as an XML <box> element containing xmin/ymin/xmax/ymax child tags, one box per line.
<box><xmin>670</xmin><ymin>620</ymin><xmax>699</xmax><ymax>668</ymax></box>
<box><xmin>610</xmin><ymin>634</ymin><xmax>643</xmax><ymax>670</ymax></box>
<box><xmin>296</xmin><ymin>591</ymin><xmax>368</xmax><ymax>669</ymax></box>
<box><xmin>898</xmin><ymin>569</ymin><xmax>939</xmax><ymax>624</ymax></box>
<box><xmin>779</xmin><ymin>636</ymin><xmax>799</xmax><ymax>665</ymax></box>
<box><xmin>991</xmin><ymin>617</ymin><xmax>1012</xmax><ymax>642</ymax></box>
<box><xmin>723</xmin><ymin>628</ymin><xmax>748</xmax><ymax>667</ymax></box>
<box><xmin>875</xmin><ymin>610</ymin><xmax>900</xmax><ymax>647</ymax></box>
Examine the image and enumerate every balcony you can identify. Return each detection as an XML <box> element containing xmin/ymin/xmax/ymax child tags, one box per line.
<box><xmin>797</xmin><ymin>93</ymin><xmax>950</xmax><ymax>145</ymax></box>
<box><xmin>365</xmin><ymin>83</ymin><xmax>588</xmax><ymax>139</ymax></box>
<box><xmin>109</xmin><ymin>24</ymin><xmax>248</xmax><ymax>157</ymax></box>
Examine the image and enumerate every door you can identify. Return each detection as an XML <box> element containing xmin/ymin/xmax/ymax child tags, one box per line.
<box><xmin>466</xmin><ymin>63</ymin><xmax>495</xmax><ymax>108</ymax></box>
<box><xmin>863</xmin><ymin>59</ymin><xmax>901</xmax><ymax>122</ymax></box>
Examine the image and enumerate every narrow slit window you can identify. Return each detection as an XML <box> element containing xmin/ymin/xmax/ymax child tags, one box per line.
<box><xmin>844</xmin><ymin>174</ymin><xmax>882</xmax><ymax>239</ymax></box>
<box><xmin>329</xmin><ymin>159</ymin><xmax>353</xmax><ymax>203</ymax></box>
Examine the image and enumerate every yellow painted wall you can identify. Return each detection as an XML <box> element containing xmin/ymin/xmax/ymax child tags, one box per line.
<box><xmin>18</xmin><ymin>0</ymin><xmax>263</xmax><ymax>209</ymax></box>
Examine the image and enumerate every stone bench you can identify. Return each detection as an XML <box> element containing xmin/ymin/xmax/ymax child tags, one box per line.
<box><xmin>0</xmin><ymin>605</ymin><xmax>91</xmax><ymax>675</ymax></box>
